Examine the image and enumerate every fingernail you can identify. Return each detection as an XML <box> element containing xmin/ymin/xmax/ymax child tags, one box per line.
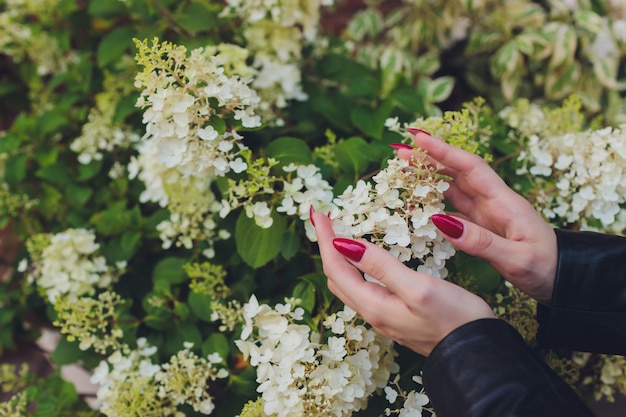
<box><xmin>407</xmin><ymin>128</ymin><xmax>431</xmax><ymax>136</ymax></box>
<box><xmin>310</xmin><ymin>205</ymin><xmax>316</xmax><ymax>227</ymax></box>
<box><xmin>333</xmin><ymin>238</ymin><xmax>366</xmax><ymax>262</ymax></box>
<box><xmin>431</xmin><ymin>214</ymin><xmax>464</xmax><ymax>239</ymax></box>
<box><xmin>390</xmin><ymin>143</ymin><xmax>414</xmax><ymax>151</ymax></box>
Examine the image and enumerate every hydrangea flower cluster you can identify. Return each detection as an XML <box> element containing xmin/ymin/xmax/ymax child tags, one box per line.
<box><xmin>128</xmin><ymin>138</ymin><xmax>224</xmax><ymax>257</ymax></box>
<box><xmin>332</xmin><ymin>156</ymin><xmax>455</xmax><ymax>278</ymax></box>
<box><xmin>575</xmin><ymin>353</ymin><xmax>626</xmax><ymax>402</ymax></box>
<box><xmin>385</xmin><ymin>97</ymin><xmax>493</xmax><ymax>161</ymax></box>
<box><xmin>384</xmin><ymin>375</ymin><xmax>432</xmax><ymax>417</ymax></box>
<box><xmin>71</xmin><ymin>58</ymin><xmax>141</xmax><ymax>165</ymax></box>
<box><xmin>25</xmin><ymin>228</ymin><xmax>126</xmax><ymax>304</ymax></box>
<box><xmin>220</xmin><ymin>158</ymin><xmax>335</xmax><ymax>234</ymax></box>
<box><xmin>53</xmin><ymin>290</ymin><xmax>126</xmax><ymax>353</ymax></box>
<box><xmin>235</xmin><ymin>295</ymin><xmax>399</xmax><ymax>417</ymax></box>
<box><xmin>221</xmin><ymin>0</ymin><xmax>334</xmax><ymax>112</ymax></box>
<box><xmin>133</xmin><ymin>39</ymin><xmax>261</xmax><ymax>178</ymax></box>
<box><xmin>91</xmin><ymin>338</ymin><xmax>228</xmax><ymax>417</ymax></box>
<box><xmin>0</xmin><ymin>0</ymin><xmax>74</xmax><ymax>77</ymax></box>
<box><xmin>516</xmin><ymin>126</ymin><xmax>626</xmax><ymax>227</ymax></box>
<box><xmin>278</xmin><ymin>163</ymin><xmax>335</xmax><ymax>240</ymax></box>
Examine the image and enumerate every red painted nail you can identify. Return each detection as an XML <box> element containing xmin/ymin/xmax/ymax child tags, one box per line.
<box><xmin>310</xmin><ymin>205</ymin><xmax>316</xmax><ymax>227</ymax></box>
<box><xmin>390</xmin><ymin>143</ymin><xmax>414</xmax><ymax>151</ymax></box>
<box><xmin>431</xmin><ymin>214</ymin><xmax>464</xmax><ymax>239</ymax></box>
<box><xmin>333</xmin><ymin>238</ymin><xmax>366</xmax><ymax>262</ymax></box>
<box><xmin>407</xmin><ymin>128</ymin><xmax>431</xmax><ymax>136</ymax></box>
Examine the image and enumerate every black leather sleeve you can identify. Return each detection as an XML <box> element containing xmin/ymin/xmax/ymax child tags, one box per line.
<box><xmin>423</xmin><ymin>318</ymin><xmax>595</xmax><ymax>417</ymax></box>
<box><xmin>536</xmin><ymin>229</ymin><xmax>626</xmax><ymax>355</ymax></box>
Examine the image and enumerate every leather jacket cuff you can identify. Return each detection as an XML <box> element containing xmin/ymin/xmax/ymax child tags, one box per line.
<box><xmin>537</xmin><ymin>229</ymin><xmax>626</xmax><ymax>355</ymax></box>
<box><xmin>423</xmin><ymin>318</ymin><xmax>593</xmax><ymax>417</ymax></box>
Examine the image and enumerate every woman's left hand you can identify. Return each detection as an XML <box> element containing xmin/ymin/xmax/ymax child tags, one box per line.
<box><xmin>312</xmin><ymin>211</ymin><xmax>496</xmax><ymax>357</ymax></box>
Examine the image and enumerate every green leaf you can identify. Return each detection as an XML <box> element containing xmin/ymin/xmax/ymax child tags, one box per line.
<box><xmin>91</xmin><ymin>202</ymin><xmax>142</xmax><ymax>235</ymax></box>
<box><xmin>120</xmin><ymin>230</ymin><xmax>142</xmax><ymax>257</ymax></box>
<box><xmin>414</xmin><ymin>52</ymin><xmax>440</xmax><ymax>76</ymax></box>
<box><xmin>33</xmin><ymin>147</ymin><xmax>58</xmax><ymax>167</ymax></box>
<box><xmin>0</xmin><ymin>132</ymin><xmax>21</xmax><ymax>153</ymax></box>
<box><xmin>97</xmin><ymin>25</ymin><xmax>134</xmax><ymax>68</ymax></box>
<box><xmin>209</xmin><ymin>115</ymin><xmax>227</xmax><ymax>135</ymax></box>
<box><xmin>152</xmin><ymin>257</ymin><xmax>188</xmax><ymax>289</ymax></box>
<box><xmin>188</xmin><ymin>291</ymin><xmax>214</xmax><ymax>322</ymax></box>
<box><xmin>547</xmin><ymin>23</ymin><xmax>576</xmax><ymax>69</ymax></box>
<box><xmin>35</xmin><ymin>163</ymin><xmax>73</xmax><ymax>186</ymax></box>
<box><xmin>379</xmin><ymin>48</ymin><xmax>405</xmax><ymax>96</ymax></box>
<box><xmin>174</xmin><ymin>301</ymin><xmax>190</xmax><ymax>320</ymax></box>
<box><xmin>178</xmin><ymin>2</ymin><xmax>218</xmax><ymax>34</ymax></box>
<box><xmin>264</xmin><ymin>136</ymin><xmax>312</xmax><ymax>167</ymax></box>
<box><xmin>346</xmin><ymin>8</ymin><xmax>384</xmax><ymax>41</ymax></box>
<box><xmin>50</xmin><ymin>338</ymin><xmax>84</xmax><ymax>366</ymax></box>
<box><xmin>36</xmin><ymin>110</ymin><xmax>69</xmax><ymax>137</ymax></box>
<box><xmin>426</xmin><ymin>76</ymin><xmax>455</xmax><ymax>103</ymax></box>
<box><xmin>544</xmin><ymin>63</ymin><xmax>578</xmax><ymax>100</ymax></box>
<box><xmin>390</xmin><ymin>88</ymin><xmax>426</xmax><ymax>114</ymax></box>
<box><xmin>4</xmin><ymin>153</ymin><xmax>28</xmax><ymax>186</ymax></box>
<box><xmin>490</xmin><ymin>41</ymin><xmax>520</xmax><ymax>78</ymax></box>
<box><xmin>164</xmin><ymin>322</ymin><xmax>203</xmax><ymax>355</ymax></box>
<box><xmin>292</xmin><ymin>281</ymin><xmax>315</xmax><ymax>313</ymax></box>
<box><xmin>77</xmin><ymin>159</ymin><xmax>103</xmax><ymax>181</ymax></box>
<box><xmin>281</xmin><ymin>229</ymin><xmax>300</xmax><ymax>261</ymax></box>
<box><xmin>298</xmin><ymin>272</ymin><xmax>334</xmax><ymax>309</ymax></box>
<box><xmin>592</xmin><ymin>56</ymin><xmax>618</xmax><ymax>88</ymax></box>
<box><xmin>113</xmin><ymin>93</ymin><xmax>140</xmax><ymax>124</ymax></box>
<box><xmin>235</xmin><ymin>211</ymin><xmax>286</xmax><ymax>268</ymax></box>
<box><xmin>311</xmin><ymin>93</ymin><xmax>353</xmax><ymax>132</ymax></box>
<box><xmin>335</xmin><ymin>136</ymin><xmax>374</xmax><ymax>178</ymax></box>
<box><xmin>66</xmin><ymin>184</ymin><xmax>93</xmax><ymax>207</ymax></box>
<box><xmin>349</xmin><ymin>105</ymin><xmax>389</xmax><ymax>140</ymax></box>
<box><xmin>202</xmin><ymin>332</ymin><xmax>230</xmax><ymax>361</ymax></box>
<box><xmin>87</xmin><ymin>0</ymin><xmax>127</xmax><ymax>17</ymax></box>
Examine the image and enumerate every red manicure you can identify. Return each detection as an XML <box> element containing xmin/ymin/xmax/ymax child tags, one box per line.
<box><xmin>333</xmin><ymin>238</ymin><xmax>366</xmax><ymax>262</ymax></box>
<box><xmin>431</xmin><ymin>214</ymin><xmax>464</xmax><ymax>239</ymax></box>
<box><xmin>390</xmin><ymin>143</ymin><xmax>414</xmax><ymax>151</ymax></box>
<box><xmin>310</xmin><ymin>205</ymin><xmax>316</xmax><ymax>226</ymax></box>
<box><xmin>407</xmin><ymin>128</ymin><xmax>431</xmax><ymax>136</ymax></box>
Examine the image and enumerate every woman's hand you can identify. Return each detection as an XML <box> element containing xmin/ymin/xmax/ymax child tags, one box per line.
<box><xmin>397</xmin><ymin>129</ymin><xmax>557</xmax><ymax>304</ymax></box>
<box><xmin>312</xmin><ymin>211</ymin><xmax>496</xmax><ymax>357</ymax></box>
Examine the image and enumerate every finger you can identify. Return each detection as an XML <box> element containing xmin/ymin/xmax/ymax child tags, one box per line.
<box><xmin>313</xmin><ymin>212</ymin><xmax>401</xmax><ymax>311</ymax></box>
<box><xmin>411</xmin><ymin>132</ymin><xmax>511</xmax><ymax>198</ymax></box>
<box><xmin>431</xmin><ymin>214</ymin><xmax>531</xmax><ymax>276</ymax></box>
<box><xmin>332</xmin><ymin>235</ymin><xmax>437</xmax><ymax>303</ymax></box>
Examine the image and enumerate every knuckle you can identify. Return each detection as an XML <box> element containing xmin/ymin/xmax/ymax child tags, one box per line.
<box><xmin>405</xmin><ymin>281</ymin><xmax>434</xmax><ymax>307</ymax></box>
<box><xmin>362</xmin><ymin>259</ymin><xmax>390</xmax><ymax>285</ymax></box>
<box><xmin>362</xmin><ymin>312</ymin><xmax>387</xmax><ymax>330</ymax></box>
<box><xmin>473</xmin><ymin>229</ymin><xmax>494</xmax><ymax>252</ymax></box>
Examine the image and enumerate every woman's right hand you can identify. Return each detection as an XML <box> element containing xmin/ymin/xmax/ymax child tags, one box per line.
<box><xmin>396</xmin><ymin>129</ymin><xmax>558</xmax><ymax>304</ymax></box>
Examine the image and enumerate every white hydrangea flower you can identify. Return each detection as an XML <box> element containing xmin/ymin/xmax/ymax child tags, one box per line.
<box><xmin>91</xmin><ymin>338</ymin><xmax>227</xmax><ymax>416</ymax></box>
<box><xmin>221</xmin><ymin>0</ymin><xmax>334</xmax><ymax>113</ymax></box>
<box><xmin>517</xmin><ymin>126</ymin><xmax>626</xmax><ymax>228</ymax></box>
<box><xmin>333</xmin><ymin>156</ymin><xmax>455</xmax><ymax>278</ymax></box>
<box><xmin>129</xmin><ymin>138</ymin><xmax>224</xmax><ymax>255</ymax></box>
<box><xmin>30</xmin><ymin>228</ymin><xmax>124</xmax><ymax>303</ymax></box>
<box><xmin>236</xmin><ymin>296</ymin><xmax>398</xmax><ymax>417</ymax></box>
<box><xmin>134</xmin><ymin>40</ymin><xmax>261</xmax><ymax>179</ymax></box>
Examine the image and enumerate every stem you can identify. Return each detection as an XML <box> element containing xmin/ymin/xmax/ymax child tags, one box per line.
<box><xmin>151</xmin><ymin>0</ymin><xmax>193</xmax><ymax>39</ymax></box>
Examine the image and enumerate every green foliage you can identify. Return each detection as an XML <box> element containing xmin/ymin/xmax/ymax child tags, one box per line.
<box><xmin>1</xmin><ymin>0</ymin><xmax>625</xmax><ymax>415</ymax></box>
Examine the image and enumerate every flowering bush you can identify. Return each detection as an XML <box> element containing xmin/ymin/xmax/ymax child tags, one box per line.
<box><xmin>2</xmin><ymin>1</ymin><xmax>626</xmax><ymax>416</ymax></box>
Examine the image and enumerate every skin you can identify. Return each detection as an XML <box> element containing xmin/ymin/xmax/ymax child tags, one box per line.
<box><xmin>404</xmin><ymin>131</ymin><xmax>558</xmax><ymax>304</ymax></box>
<box><xmin>313</xmin><ymin>214</ymin><xmax>495</xmax><ymax>356</ymax></box>
<box><xmin>312</xmin><ymin>132</ymin><xmax>558</xmax><ymax>356</ymax></box>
